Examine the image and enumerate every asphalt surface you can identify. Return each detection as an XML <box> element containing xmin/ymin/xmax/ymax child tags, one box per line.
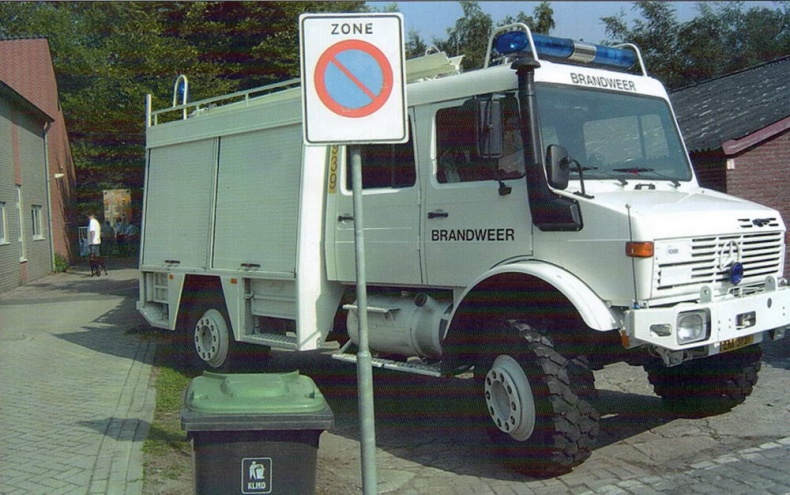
<box><xmin>1</xmin><ymin>260</ymin><xmax>789</xmax><ymax>494</ymax></box>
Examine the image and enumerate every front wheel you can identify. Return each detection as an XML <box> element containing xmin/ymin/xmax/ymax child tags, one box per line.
<box><xmin>479</xmin><ymin>322</ymin><xmax>600</xmax><ymax>475</ymax></box>
<box><xmin>645</xmin><ymin>345</ymin><xmax>762</xmax><ymax>417</ymax></box>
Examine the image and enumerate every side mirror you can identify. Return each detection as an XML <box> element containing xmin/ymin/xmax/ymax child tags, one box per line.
<box><xmin>476</xmin><ymin>99</ymin><xmax>503</xmax><ymax>158</ymax></box>
<box><xmin>546</xmin><ymin>144</ymin><xmax>570</xmax><ymax>190</ymax></box>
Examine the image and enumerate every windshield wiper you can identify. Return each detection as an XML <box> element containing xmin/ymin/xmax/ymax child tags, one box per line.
<box><xmin>566</xmin><ymin>160</ymin><xmax>593</xmax><ymax>199</ymax></box>
<box><xmin>572</xmin><ymin>166</ymin><xmax>628</xmax><ymax>186</ymax></box>
<box><xmin>612</xmin><ymin>167</ymin><xmax>680</xmax><ymax>187</ymax></box>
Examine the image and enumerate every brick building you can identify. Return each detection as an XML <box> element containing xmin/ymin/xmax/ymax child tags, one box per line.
<box><xmin>671</xmin><ymin>56</ymin><xmax>790</xmax><ymax>274</ymax></box>
<box><xmin>0</xmin><ymin>38</ymin><xmax>76</xmax><ymax>292</ymax></box>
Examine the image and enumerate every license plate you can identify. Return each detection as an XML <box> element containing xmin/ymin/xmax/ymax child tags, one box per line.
<box><xmin>720</xmin><ymin>335</ymin><xmax>755</xmax><ymax>353</ymax></box>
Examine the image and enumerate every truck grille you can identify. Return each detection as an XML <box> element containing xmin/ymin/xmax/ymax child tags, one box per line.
<box><xmin>654</xmin><ymin>230</ymin><xmax>784</xmax><ymax>294</ymax></box>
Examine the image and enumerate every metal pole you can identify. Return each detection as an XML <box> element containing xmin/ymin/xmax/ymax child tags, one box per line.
<box><xmin>350</xmin><ymin>147</ymin><xmax>378</xmax><ymax>494</ymax></box>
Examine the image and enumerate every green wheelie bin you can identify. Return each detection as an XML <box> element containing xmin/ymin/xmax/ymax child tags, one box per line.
<box><xmin>181</xmin><ymin>371</ymin><xmax>334</xmax><ymax>495</ymax></box>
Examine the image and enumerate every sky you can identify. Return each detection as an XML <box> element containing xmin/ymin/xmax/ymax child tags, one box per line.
<box><xmin>370</xmin><ymin>1</ymin><xmax>775</xmax><ymax>45</ymax></box>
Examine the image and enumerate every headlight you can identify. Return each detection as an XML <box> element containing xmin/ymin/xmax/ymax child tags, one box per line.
<box><xmin>677</xmin><ymin>311</ymin><xmax>708</xmax><ymax>345</ymax></box>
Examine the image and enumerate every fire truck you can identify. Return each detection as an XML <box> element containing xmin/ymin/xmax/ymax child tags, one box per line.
<box><xmin>138</xmin><ymin>24</ymin><xmax>789</xmax><ymax>473</ymax></box>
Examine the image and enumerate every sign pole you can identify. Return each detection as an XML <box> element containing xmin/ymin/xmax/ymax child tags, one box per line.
<box><xmin>350</xmin><ymin>147</ymin><xmax>378</xmax><ymax>494</ymax></box>
<box><xmin>299</xmin><ymin>14</ymin><xmax>406</xmax><ymax>494</ymax></box>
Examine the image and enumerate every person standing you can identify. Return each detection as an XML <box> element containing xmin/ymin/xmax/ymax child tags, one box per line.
<box><xmin>87</xmin><ymin>212</ymin><xmax>102</xmax><ymax>256</ymax></box>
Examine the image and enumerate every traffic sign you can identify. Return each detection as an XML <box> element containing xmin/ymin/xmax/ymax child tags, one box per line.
<box><xmin>300</xmin><ymin>13</ymin><xmax>407</xmax><ymax>144</ymax></box>
<box><xmin>314</xmin><ymin>39</ymin><xmax>393</xmax><ymax>118</ymax></box>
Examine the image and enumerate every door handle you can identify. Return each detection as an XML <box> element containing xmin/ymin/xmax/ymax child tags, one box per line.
<box><xmin>337</xmin><ymin>214</ymin><xmax>354</xmax><ymax>222</ymax></box>
<box><xmin>428</xmin><ymin>211</ymin><xmax>449</xmax><ymax>219</ymax></box>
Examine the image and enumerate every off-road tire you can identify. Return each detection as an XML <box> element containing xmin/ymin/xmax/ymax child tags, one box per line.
<box><xmin>645</xmin><ymin>344</ymin><xmax>762</xmax><ymax>417</ymax></box>
<box><xmin>479</xmin><ymin>320</ymin><xmax>600</xmax><ymax>476</ymax></box>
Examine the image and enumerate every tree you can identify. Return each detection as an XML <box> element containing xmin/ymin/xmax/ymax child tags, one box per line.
<box><xmin>406</xmin><ymin>30</ymin><xmax>429</xmax><ymax>59</ymax></box>
<box><xmin>602</xmin><ymin>1</ymin><xmax>790</xmax><ymax>89</ymax></box>
<box><xmin>502</xmin><ymin>1</ymin><xmax>556</xmax><ymax>35</ymax></box>
<box><xmin>163</xmin><ymin>2</ymin><xmax>363</xmax><ymax>90</ymax></box>
<box><xmin>435</xmin><ymin>1</ymin><xmax>556</xmax><ymax>71</ymax></box>
<box><xmin>601</xmin><ymin>1</ymin><xmax>685</xmax><ymax>88</ymax></box>
<box><xmin>0</xmin><ymin>2</ymin><xmax>365</xmax><ymax>216</ymax></box>
<box><xmin>435</xmin><ymin>1</ymin><xmax>494</xmax><ymax>70</ymax></box>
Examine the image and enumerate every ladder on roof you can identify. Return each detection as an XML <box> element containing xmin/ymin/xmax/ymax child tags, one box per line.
<box><xmin>405</xmin><ymin>49</ymin><xmax>464</xmax><ymax>82</ymax></box>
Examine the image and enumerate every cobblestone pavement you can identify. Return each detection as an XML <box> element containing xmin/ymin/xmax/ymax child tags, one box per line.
<box><xmin>1</xmin><ymin>262</ymin><xmax>788</xmax><ymax>494</ymax></box>
<box><xmin>0</xmin><ymin>260</ymin><xmax>155</xmax><ymax>495</ymax></box>
<box><xmin>287</xmin><ymin>336</ymin><xmax>790</xmax><ymax>495</ymax></box>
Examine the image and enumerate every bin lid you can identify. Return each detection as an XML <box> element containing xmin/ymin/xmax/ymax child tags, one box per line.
<box><xmin>184</xmin><ymin>371</ymin><xmax>328</xmax><ymax>415</ymax></box>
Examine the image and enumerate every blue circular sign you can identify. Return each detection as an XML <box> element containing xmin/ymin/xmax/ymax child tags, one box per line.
<box><xmin>314</xmin><ymin>39</ymin><xmax>393</xmax><ymax>118</ymax></box>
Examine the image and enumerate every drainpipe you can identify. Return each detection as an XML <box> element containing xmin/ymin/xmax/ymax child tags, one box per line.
<box><xmin>43</xmin><ymin>121</ymin><xmax>57</xmax><ymax>271</ymax></box>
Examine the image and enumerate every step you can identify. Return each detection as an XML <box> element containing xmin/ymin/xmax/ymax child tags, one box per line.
<box><xmin>332</xmin><ymin>352</ymin><xmax>443</xmax><ymax>377</ymax></box>
<box><xmin>242</xmin><ymin>333</ymin><xmax>298</xmax><ymax>349</ymax></box>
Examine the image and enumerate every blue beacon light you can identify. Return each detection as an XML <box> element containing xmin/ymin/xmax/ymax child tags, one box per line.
<box><xmin>494</xmin><ymin>31</ymin><xmax>636</xmax><ymax>69</ymax></box>
<box><xmin>729</xmin><ymin>262</ymin><xmax>744</xmax><ymax>285</ymax></box>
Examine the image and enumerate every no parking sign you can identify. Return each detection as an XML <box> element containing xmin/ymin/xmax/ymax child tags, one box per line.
<box><xmin>300</xmin><ymin>13</ymin><xmax>407</xmax><ymax>144</ymax></box>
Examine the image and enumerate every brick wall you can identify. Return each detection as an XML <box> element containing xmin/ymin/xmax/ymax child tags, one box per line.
<box><xmin>690</xmin><ymin>151</ymin><xmax>727</xmax><ymax>192</ymax></box>
<box><xmin>0</xmin><ymin>39</ymin><xmax>77</xmax><ymax>263</ymax></box>
<box><xmin>725</xmin><ymin>129</ymin><xmax>790</xmax><ymax>274</ymax></box>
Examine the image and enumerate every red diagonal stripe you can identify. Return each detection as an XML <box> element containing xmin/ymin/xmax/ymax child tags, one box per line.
<box><xmin>329</xmin><ymin>56</ymin><xmax>378</xmax><ymax>101</ymax></box>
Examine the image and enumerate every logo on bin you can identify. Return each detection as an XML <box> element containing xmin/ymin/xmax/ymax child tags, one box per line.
<box><xmin>242</xmin><ymin>458</ymin><xmax>272</xmax><ymax>494</ymax></box>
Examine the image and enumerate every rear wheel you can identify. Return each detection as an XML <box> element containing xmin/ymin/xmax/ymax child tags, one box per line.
<box><xmin>479</xmin><ymin>321</ymin><xmax>600</xmax><ymax>475</ymax></box>
<box><xmin>645</xmin><ymin>345</ymin><xmax>762</xmax><ymax>417</ymax></box>
<box><xmin>177</xmin><ymin>301</ymin><xmax>237</xmax><ymax>372</ymax></box>
<box><xmin>193</xmin><ymin>308</ymin><xmax>232</xmax><ymax>369</ymax></box>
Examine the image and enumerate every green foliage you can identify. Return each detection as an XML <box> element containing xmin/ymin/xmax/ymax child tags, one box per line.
<box><xmin>501</xmin><ymin>1</ymin><xmax>556</xmax><ymax>36</ymax></box>
<box><xmin>435</xmin><ymin>1</ymin><xmax>494</xmax><ymax>70</ymax></box>
<box><xmin>406</xmin><ymin>30</ymin><xmax>429</xmax><ymax>59</ymax></box>
<box><xmin>0</xmin><ymin>1</ymin><xmax>364</xmax><ymax>215</ymax></box>
<box><xmin>602</xmin><ymin>1</ymin><xmax>790</xmax><ymax>89</ymax></box>
<box><xmin>53</xmin><ymin>253</ymin><xmax>70</xmax><ymax>273</ymax></box>
<box><xmin>141</xmin><ymin>364</ymin><xmax>191</xmax><ymax>458</ymax></box>
<box><xmin>435</xmin><ymin>1</ymin><xmax>555</xmax><ymax>71</ymax></box>
<box><xmin>3</xmin><ymin>0</ymin><xmax>784</xmax><ymax>206</ymax></box>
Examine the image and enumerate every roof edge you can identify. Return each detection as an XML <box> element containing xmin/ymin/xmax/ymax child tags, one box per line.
<box><xmin>723</xmin><ymin>116</ymin><xmax>790</xmax><ymax>155</ymax></box>
<box><xmin>671</xmin><ymin>55</ymin><xmax>790</xmax><ymax>94</ymax></box>
<box><xmin>0</xmin><ymin>80</ymin><xmax>54</xmax><ymax>122</ymax></box>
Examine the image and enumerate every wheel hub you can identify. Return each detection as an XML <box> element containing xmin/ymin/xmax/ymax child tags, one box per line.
<box><xmin>485</xmin><ymin>355</ymin><xmax>536</xmax><ymax>441</ymax></box>
<box><xmin>193</xmin><ymin>309</ymin><xmax>229</xmax><ymax>368</ymax></box>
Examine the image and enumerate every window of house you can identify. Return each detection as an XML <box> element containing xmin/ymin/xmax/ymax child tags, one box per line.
<box><xmin>31</xmin><ymin>205</ymin><xmax>43</xmax><ymax>240</ymax></box>
<box><xmin>345</xmin><ymin>122</ymin><xmax>416</xmax><ymax>190</ymax></box>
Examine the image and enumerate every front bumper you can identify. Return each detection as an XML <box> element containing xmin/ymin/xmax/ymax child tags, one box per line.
<box><xmin>625</xmin><ymin>276</ymin><xmax>790</xmax><ymax>353</ymax></box>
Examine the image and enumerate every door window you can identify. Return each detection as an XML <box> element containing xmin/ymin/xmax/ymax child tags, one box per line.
<box><xmin>435</xmin><ymin>95</ymin><xmax>524</xmax><ymax>183</ymax></box>
<box><xmin>345</xmin><ymin>123</ymin><xmax>416</xmax><ymax>190</ymax></box>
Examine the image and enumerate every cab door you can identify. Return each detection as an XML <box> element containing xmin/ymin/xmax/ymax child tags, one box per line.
<box><xmin>418</xmin><ymin>97</ymin><xmax>533</xmax><ymax>288</ymax></box>
<box><xmin>330</xmin><ymin>117</ymin><xmax>423</xmax><ymax>285</ymax></box>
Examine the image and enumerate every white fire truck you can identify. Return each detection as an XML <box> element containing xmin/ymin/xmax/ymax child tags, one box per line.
<box><xmin>138</xmin><ymin>25</ymin><xmax>789</xmax><ymax>473</ymax></box>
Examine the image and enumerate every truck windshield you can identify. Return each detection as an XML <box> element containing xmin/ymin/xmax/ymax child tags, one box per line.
<box><xmin>536</xmin><ymin>84</ymin><xmax>692</xmax><ymax>182</ymax></box>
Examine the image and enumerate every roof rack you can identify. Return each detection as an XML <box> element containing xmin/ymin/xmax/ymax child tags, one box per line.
<box><xmin>405</xmin><ymin>48</ymin><xmax>463</xmax><ymax>82</ymax></box>
<box><xmin>484</xmin><ymin>23</ymin><xmax>647</xmax><ymax>76</ymax></box>
<box><xmin>146</xmin><ymin>48</ymin><xmax>465</xmax><ymax>127</ymax></box>
<box><xmin>146</xmin><ymin>78</ymin><xmax>302</xmax><ymax>127</ymax></box>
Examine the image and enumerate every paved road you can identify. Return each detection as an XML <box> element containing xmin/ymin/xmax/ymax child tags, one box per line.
<box><xmin>0</xmin><ymin>260</ymin><xmax>155</xmax><ymax>495</ymax></box>
<box><xmin>1</xmin><ymin>262</ymin><xmax>788</xmax><ymax>494</ymax></box>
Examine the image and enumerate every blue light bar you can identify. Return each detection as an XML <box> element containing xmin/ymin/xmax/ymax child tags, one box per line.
<box><xmin>494</xmin><ymin>31</ymin><xmax>636</xmax><ymax>69</ymax></box>
<box><xmin>494</xmin><ymin>31</ymin><xmax>531</xmax><ymax>54</ymax></box>
<box><xmin>533</xmin><ymin>34</ymin><xmax>575</xmax><ymax>59</ymax></box>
